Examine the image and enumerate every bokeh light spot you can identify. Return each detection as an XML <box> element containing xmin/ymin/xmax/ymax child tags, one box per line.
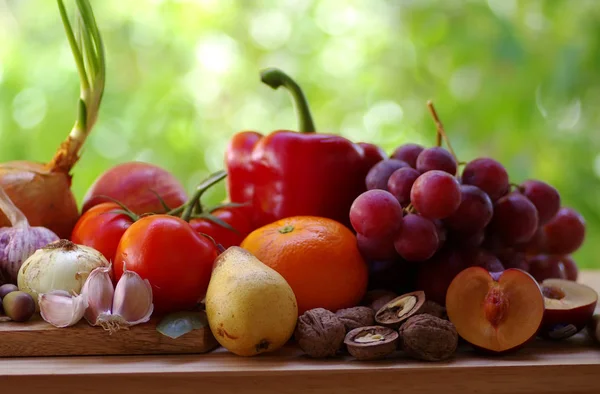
<box><xmin>363</xmin><ymin>100</ymin><xmax>404</xmax><ymax>134</ymax></box>
<box><xmin>557</xmin><ymin>99</ymin><xmax>581</xmax><ymax>131</ymax></box>
<box><xmin>487</xmin><ymin>0</ymin><xmax>517</xmax><ymax>18</ymax></box>
<box><xmin>195</xmin><ymin>33</ymin><xmax>239</xmax><ymax>74</ymax></box>
<box><xmin>594</xmin><ymin>154</ymin><xmax>600</xmax><ymax>180</ymax></box>
<box><xmin>91</xmin><ymin>121</ymin><xmax>130</xmax><ymax>159</ymax></box>
<box><xmin>12</xmin><ymin>88</ymin><xmax>47</xmax><ymax>129</ymax></box>
<box><xmin>319</xmin><ymin>38</ymin><xmax>363</xmax><ymax>77</ymax></box>
<box><xmin>449</xmin><ymin>66</ymin><xmax>481</xmax><ymax>102</ymax></box>
<box><xmin>250</xmin><ymin>10</ymin><xmax>292</xmax><ymax>50</ymax></box>
<box><xmin>315</xmin><ymin>0</ymin><xmax>359</xmax><ymax>36</ymax></box>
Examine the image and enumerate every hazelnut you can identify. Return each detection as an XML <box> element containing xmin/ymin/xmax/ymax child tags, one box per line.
<box><xmin>399</xmin><ymin>314</ymin><xmax>458</xmax><ymax>361</ymax></box>
<box><xmin>335</xmin><ymin>306</ymin><xmax>375</xmax><ymax>332</ymax></box>
<box><xmin>375</xmin><ymin>291</ymin><xmax>425</xmax><ymax>328</ymax></box>
<box><xmin>295</xmin><ymin>308</ymin><xmax>345</xmax><ymax>358</ymax></box>
<box><xmin>414</xmin><ymin>300</ymin><xmax>447</xmax><ymax>320</ymax></box>
<box><xmin>344</xmin><ymin>326</ymin><xmax>399</xmax><ymax>361</ymax></box>
<box><xmin>362</xmin><ymin>289</ymin><xmax>398</xmax><ymax>311</ymax></box>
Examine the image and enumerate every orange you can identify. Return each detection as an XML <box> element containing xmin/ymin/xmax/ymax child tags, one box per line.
<box><xmin>240</xmin><ymin>216</ymin><xmax>368</xmax><ymax>314</ymax></box>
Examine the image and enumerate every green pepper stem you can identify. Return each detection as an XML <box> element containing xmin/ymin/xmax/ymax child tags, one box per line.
<box><xmin>260</xmin><ymin>68</ymin><xmax>316</xmax><ymax>133</ymax></box>
<box><xmin>180</xmin><ymin>170</ymin><xmax>227</xmax><ymax>222</ymax></box>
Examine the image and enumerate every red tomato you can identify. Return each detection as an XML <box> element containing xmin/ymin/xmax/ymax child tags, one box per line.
<box><xmin>113</xmin><ymin>215</ymin><xmax>218</xmax><ymax>314</ymax></box>
<box><xmin>71</xmin><ymin>202</ymin><xmax>134</xmax><ymax>263</ymax></box>
<box><xmin>189</xmin><ymin>206</ymin><xmax>254</xmax><ymax>249</ymax></box>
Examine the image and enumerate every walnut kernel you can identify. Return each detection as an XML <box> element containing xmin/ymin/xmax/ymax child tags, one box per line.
<box><xmin>335</xmin><ymin>306</ymin><xmax>375</xmax><ymax>332</ymax></box>
<box><xmin>295</xmin><ymin>308</ymin><xmax>345</xmax><ymax>358</ymax></box>
<box><xmin>399</xmin><ymin>314</ymin><xmax>458</xmax><ymax>361</ymax></box>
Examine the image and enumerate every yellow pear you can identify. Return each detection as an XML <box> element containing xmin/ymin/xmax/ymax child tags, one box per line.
<box><xmin>205</xmin><ymin>246</ymin><xmax>298</xmax><ymax>356</ymax></box>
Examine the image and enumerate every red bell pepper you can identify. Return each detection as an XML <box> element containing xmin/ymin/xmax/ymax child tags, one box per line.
<box><xmin>225</xmin><ymin>68</ymin><xmax>386</xmax><ymax>229</ymax></box>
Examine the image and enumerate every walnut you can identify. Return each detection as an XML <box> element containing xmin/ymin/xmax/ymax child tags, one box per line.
<box><xmin>399</xmin><ymin>314</ymin><xmax>458</xmax><ymax>361</ymax></box>
<box><xmin>375</xmin><ymin>291</ymin><xmax>425</xmax><ymax>328</ymax></box>
<box><xmin>361</xmin><ymin>290</ymin><xmax>398</xmax><ymax>312</ymax></box>
<box><xmin>344</xmin><ymin>326</ymin><xmax>398</xmax><ymax>361</ymax></box>
<box><xmin>413</xmin><ymin>300</ymin><xmax>447</xmax><ymax>320</ymax></box>
<box><xmin>335</xmin><ymin>306</ymin><xmax>375</xmax><ymax>332</ymax></box>
<box><xmin>295</xmin><ymin>308</ymin><xmax>345</xmax><ymax>358</ymax></box>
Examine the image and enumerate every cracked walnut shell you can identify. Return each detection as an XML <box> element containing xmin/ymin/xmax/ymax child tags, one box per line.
<box><xmin>375</xmin><ymin>291</ymin><xmax>426</xmax><ymax>328</ymax></box>
<box><xmin>295</xmin><ymin>308</ymin><xmax>345</xmax><ymax>358</ymax></box>
<box><xmin>344</xmin><ymin>325</ymin><xmax>399</xmax><ymax>360</ymax></box>
<box><xmin>399</xmin><ymin>314</ymin><xmax>458</xmax><ymax>361</ymax></box>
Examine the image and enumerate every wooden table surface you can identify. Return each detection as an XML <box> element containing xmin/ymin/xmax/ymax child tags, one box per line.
<box><xmin>2</xmin><ymin>271</ymin><xmax>600</xmax><ymax>394</ymax></box>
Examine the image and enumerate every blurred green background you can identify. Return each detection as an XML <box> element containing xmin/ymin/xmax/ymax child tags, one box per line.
<box><xmin>1</xmin><ymin>0</ymin><xmax>599</xmax><ymax>267</ymax></box>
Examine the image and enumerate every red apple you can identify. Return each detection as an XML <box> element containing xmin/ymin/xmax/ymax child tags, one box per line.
<box><xmin>82</xmin><ymin>161</ymin><xmax>188</xmax><ymax>215</ymax></box>
<box><xmin>446</xmin><ymin>267</ymin><xmax>545</xmax><ymax>353</ymax></box>
<box><xmin>538</xmin><ymin>278</ymin><xmax>598</xmax><ymax>340</ymax></box>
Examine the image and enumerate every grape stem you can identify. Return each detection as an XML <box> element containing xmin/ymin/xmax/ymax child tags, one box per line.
<box><xmin>426</xmin><ymin>101</ymin><xmax>459</xmax><ymax>163</ymax></box>
<box><xmin>510</xmin><ymin>182</ymin><xmax>523</xmax><ymax>192</ymax></box>
<box><xmin>403</xmin><ymin>203</ymin><xmax>417</xmax><ymax>215</ymax></box>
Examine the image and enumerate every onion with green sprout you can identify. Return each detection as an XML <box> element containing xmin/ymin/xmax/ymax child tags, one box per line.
<box><xmin>0</xmin><ymin>0</ymin><xmax>105</xmax><ymax>238</ymax></box>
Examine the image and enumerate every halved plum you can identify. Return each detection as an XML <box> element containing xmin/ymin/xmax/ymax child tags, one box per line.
<box><xmin>446</xmin><ymin>267</ymin><xmax>545</xmax><ymax>353</ymax></box>
<box><xmin>538</xmin><ymin>278</ymin><xmax>598</xmax><ymax>340</ymax></box>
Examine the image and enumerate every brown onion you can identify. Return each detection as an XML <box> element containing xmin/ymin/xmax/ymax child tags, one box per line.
<box><xmin>0</xmin><ymin>162</ymin><xmax>78</xmax><ymax>238</ymax></box>
<box><xmin>0</xmin><ymin>0</ymin><xmax>105</xmax><ymax>238</ymax></box>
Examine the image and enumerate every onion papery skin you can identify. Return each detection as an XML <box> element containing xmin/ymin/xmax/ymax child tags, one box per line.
<box><xmin>82</xmin><ymin>162</ymin><xmax>188</xmax><ymax>215</ymax></box>
<box><xmin>0</xmin><ymin>161</ymin><xmax>79</xmax><ymax>239</ymax></box>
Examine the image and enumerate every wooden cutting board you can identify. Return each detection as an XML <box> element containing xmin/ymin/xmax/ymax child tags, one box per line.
<box><xmin>0</xmin><ymin>314</ymin><xmax>219</xmax><ymax>357</ymax></box>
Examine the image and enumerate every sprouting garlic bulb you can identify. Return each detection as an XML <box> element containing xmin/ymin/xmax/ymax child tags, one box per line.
<box><xmin>0</xmin><ymin>187</ymin><xmax>59</xmax><ymax>284</ymax></box>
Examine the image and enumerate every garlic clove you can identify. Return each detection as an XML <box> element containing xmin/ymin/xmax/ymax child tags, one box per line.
<box><xmin>81</xmin><ymin>265</ymin><xmax>114</xmax><ymax>326</ymax></box>
<box><xmin>111</xmin><ymin>269</ymin><xmax>154</xmax><ymax>326</ymax></box>
<box><xmin>39</xmin><ymin>290</ymin><xmax>88</xmax><ymax>328</ymax></box>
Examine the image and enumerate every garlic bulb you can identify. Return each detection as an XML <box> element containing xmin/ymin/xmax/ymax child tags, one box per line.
<box><xmin>39</xmin><ymin>290</ymin><xmax>88</xmax><ymax>328</ymax></box>
<box><xmin>82</xmin><ymin>266</ymin><xmax>153</xmax><ymax>333</ymax></box>
<box><xmin>17</xmin><ymin>240</ymin><xmax>110</xmax><ymax>310</ymax></box>
<box><xmin>0</xmin><ymin>187</ymin><xmax>59</xmax><ymax>284</ymax></box>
